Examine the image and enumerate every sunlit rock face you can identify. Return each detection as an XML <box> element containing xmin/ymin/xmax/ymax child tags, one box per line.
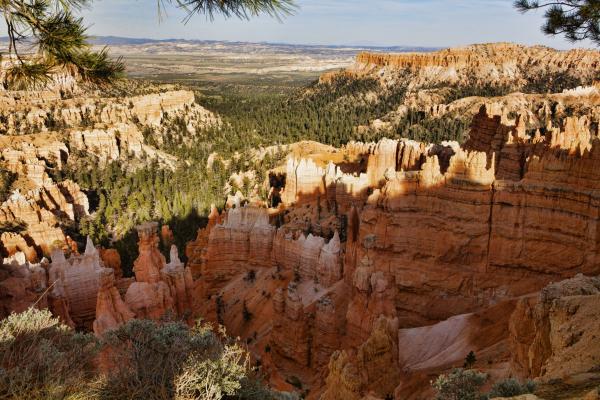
<box><xmin>190</xmin><ymin>78</ymin><xmax>600</xmax><ymax>398</ymax></box>
<box><xmin>48</xmin><ymin>237</ymin><xmax>103</xmax><ymax>329</ymax></box>
<box><xmin>321</xmin><ymin>316</ymin><xmax>400</xmax><ymax>400</ymax></box>
<box><xmin>352</xmin><ymin>43</ymin><xmax>600</xmax><ymax>89</ymax></box>
<box><xmin>0</xmin><ymin>180</ymin><xmax>88</xmax><ymax>262</ymax></box>
<box><xmin>509</xmin><ymin>274</ymin><xmax>600</xmax><ymax>382</ymax></box>
<box><xmin>0</xmin><ymin>89</ymin><xmax>214</xmax><ymax>136</ymax></box>
<box><xmin>198</xmin><ymin>206</ymin><xmax>276</xmax><ymax>294</ymax></box>
<box><xmin>282</xmin><ymin>158</ymin><xmax>328</xmax><ymax>205</ymax></box>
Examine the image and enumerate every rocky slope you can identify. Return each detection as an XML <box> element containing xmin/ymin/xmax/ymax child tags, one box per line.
<box><xmin>0</xmin><ymin>180</ymin><xmax>87</xmax><ymax>261</ymax></box>
<box><xmin>185</xmin><ymin>77</ymin><xmax>600</xmax><ymax>398</ymax></box>
<box><xmin>327</xmin><ymin>43</ymin><xmax>600</xmax><ymax>137</ymax></box>
<box><xmin>0</xmin><ymin>78</ymin><xmax>207</xmax><ymax>325</ymax></box>
<box><xmin>0</xmin><ymin>84</ymin><xmax>219</xmax><ymax>263</ymax></box>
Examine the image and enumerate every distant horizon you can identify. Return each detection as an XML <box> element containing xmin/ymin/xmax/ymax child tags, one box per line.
<box><xmin>3</xmin><ymin>33</ymin><xmax>595</xmax><ymax>53</ymax></box>
<box><xmin>83</xmin><ymin>35</ymin><xmax>595</xmax><ymax>52</ymax></box>
<box><xmin>0</xmin><ymin>1</ymin><xmax>597</xmax><ymax>50</ymax></box>
<box><xmin>73</xmin><ymin>0</ymin><xmax>596</xmax><ymax>50</ymax></box>
<box><xmin>86</xmin><ymin>35</ymin><xmax>442</xmax><ymax>50</ymax></box>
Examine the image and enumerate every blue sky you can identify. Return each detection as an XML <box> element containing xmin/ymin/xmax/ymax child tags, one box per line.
<box><xmin>78</xmin><ymin>0</ymin><xmax>593</xmax><ymax>49</ymax></box>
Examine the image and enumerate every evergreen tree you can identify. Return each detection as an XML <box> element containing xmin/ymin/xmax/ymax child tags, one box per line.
<box><xmin>515</xmin><ymin>0</ymin><xmax>600</xmax><ymax>45</ymax></box>
<box><xmin>161</xmin><ymin>0</ymin><xmax>296</xmax><ymax>21</ymax></box>
<box><xmin>1</xmin><ymin>0</ymin><xmax>124</xmax><ymax>89</ymax></box>
<box><xmin>463</xmin><ymin>351</ymin><xmax>477</xmax><ymax>369</ymax></box>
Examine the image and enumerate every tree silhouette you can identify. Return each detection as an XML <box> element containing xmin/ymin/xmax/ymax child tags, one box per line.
<box><xmin>160</xmin><ymin>0</ymin><xmax>296</xmax><ymax>21</ymax></box>
<box><xmin>463</xmin><ymin>351</ymin><xmax>477</xmax><ymax>369</ymax></box>
<box><xmin>515</xmin><ymin>0</ymin><xmax>600</xmax><ymax>46</ymax></box>
<box><xmin>1</xmin><ymin>0</ymin><xmax>124</xmax><ymax>89</ymax></box>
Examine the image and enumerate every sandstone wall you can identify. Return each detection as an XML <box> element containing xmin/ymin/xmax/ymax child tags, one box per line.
<box><xmin>0</xmin><ymin>180</ymin><xmax>89</xmax><ymax>261</ymax></box>
<box><xmin>191</xmin><ymin>99</ymin><xmax>600</xmax><ymax>398</ymax></box>
<box><xmin>0</xmin><ymin>90</ymin><xmax>214</xmax><ymax>136</ymax></box>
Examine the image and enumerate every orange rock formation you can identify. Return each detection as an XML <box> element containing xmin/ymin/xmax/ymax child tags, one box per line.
<box><xmin>93</xmin><ymin>267</ymin><xmax>134</xmax><ymax>335</ymax></box>
<box><xmin>0</xmin><ymin>180</ymin><xmax>88</xmax><ymax>261</ymax></box>
<box><xmin>188</xmin><ymin>97</ymin><xmax>600</xmax><ymax>398</ymax></box>
<box><xmin>122</xmin><ymin>222</ymin><xmax>197</xmax><ymax>323</ymax></box>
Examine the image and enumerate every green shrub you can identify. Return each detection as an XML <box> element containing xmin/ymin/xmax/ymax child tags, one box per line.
<box><xmin>0</xmin><ymin>308</ymin><xmax>99</xmax><ymax>400</ymax></box>
<box><xmin>488</xmin><ymin>378</ymin><xmax>536</xmax><ymax>398</ymax></box>
<box><xmin>174</xmin><ymin>344</ymin><xmax>247</xmax><ymax>400</ymax></box>
<box><xmin>94</xmin><ymin>318</ymin><xmax>280</xmax><ymax>399</ymax></box>
<box><xmin>432</xmin><ymin>368</ymin><xmax>488</xmax><ymax>400</ymax></box>
<box><xmin>0</xmin><ymin>309</ymin><xmax>279</xmax><ymax>400</ymax></box>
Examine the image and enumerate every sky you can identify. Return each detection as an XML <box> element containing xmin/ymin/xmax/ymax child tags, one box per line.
<box><xmin>76</xmin><ymin>0</ymin><xmax>593</xmax><ymax>49</ymax></box>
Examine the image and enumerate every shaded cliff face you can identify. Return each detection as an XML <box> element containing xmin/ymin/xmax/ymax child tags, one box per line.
<box><xmin>0</xmin><ymin>180</ymin><xmax>88</xmax><ymax>262</ymax></box>
<box><xmin>187</xmin><ymin>80</ymin><xmax>600</xmax><ymax>398</ymax></box>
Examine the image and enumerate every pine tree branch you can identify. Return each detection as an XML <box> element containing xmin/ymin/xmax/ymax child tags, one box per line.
<box><xmin>168</xmin><ymin>0</ymin><xmax>297</xmax><ymax>22</ymax></box>
<box><xmin>514</xmin><ymin>0</ymin><xmax>600</xmax><ymax>45</ymax></box>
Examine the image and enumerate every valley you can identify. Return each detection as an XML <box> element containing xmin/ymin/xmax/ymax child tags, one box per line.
<box><xmin>1</xmin><ymin>38</ymin><xmax>600</xmax><ymax>400</ymax></box>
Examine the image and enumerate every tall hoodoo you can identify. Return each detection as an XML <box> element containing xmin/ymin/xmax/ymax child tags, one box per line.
<box><xmin>125</xmin><ymin>222</ymin><xmax>174</xmax><ymax>320</ymax></box>
<box><xmin>47</xmin><ymin>237</ymin><xmax>103</xmax><ymax>329</ymax></box>
<box><xmin>162</xmin><ymin>245</ymin><xmax>195</xmax><ymax>323</ymax></box>
<box><xmin>132</xmin><ymin>222</ymin><xmax>165</xmax><ymax>284</ymax></box>
<box><xmin>93</xmin><ymin>267</ymin><xmax>134</xmax><ymax>336</ymax></box>
<box><xmin>123</xmin><ymin>222</ymin><xmax>197</xmax><ymax>323</ymax></box>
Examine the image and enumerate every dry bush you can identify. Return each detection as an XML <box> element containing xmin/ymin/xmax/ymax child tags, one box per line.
<box><xmin>432</xmin><ymin>368</ymin><xmax>488</xmax><ymax>400</ymax></box>
<box><xmin>0</xmin><ymin>308</ymin><xmax>99</xmax><ymax>400</ymax></box>
<box><xmin>488</xmin><ymin>378</ymin><xmax>536</xmax><ymax>398</ymax></box>
<box><xmin>92</xmin><ymin>319</ymin><xmax>277</xmax><ymax>400</ymax></box>
<box><xmin>0</xmin><ymin>309</ymin><xmax>284</xmax><ymax>400</ymax></box>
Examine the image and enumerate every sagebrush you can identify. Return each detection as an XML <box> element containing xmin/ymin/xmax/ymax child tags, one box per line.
<box><xmin>0</xmin><ymin>308</ymin><xmax>280</xmax><ymax>400</ymax></box>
